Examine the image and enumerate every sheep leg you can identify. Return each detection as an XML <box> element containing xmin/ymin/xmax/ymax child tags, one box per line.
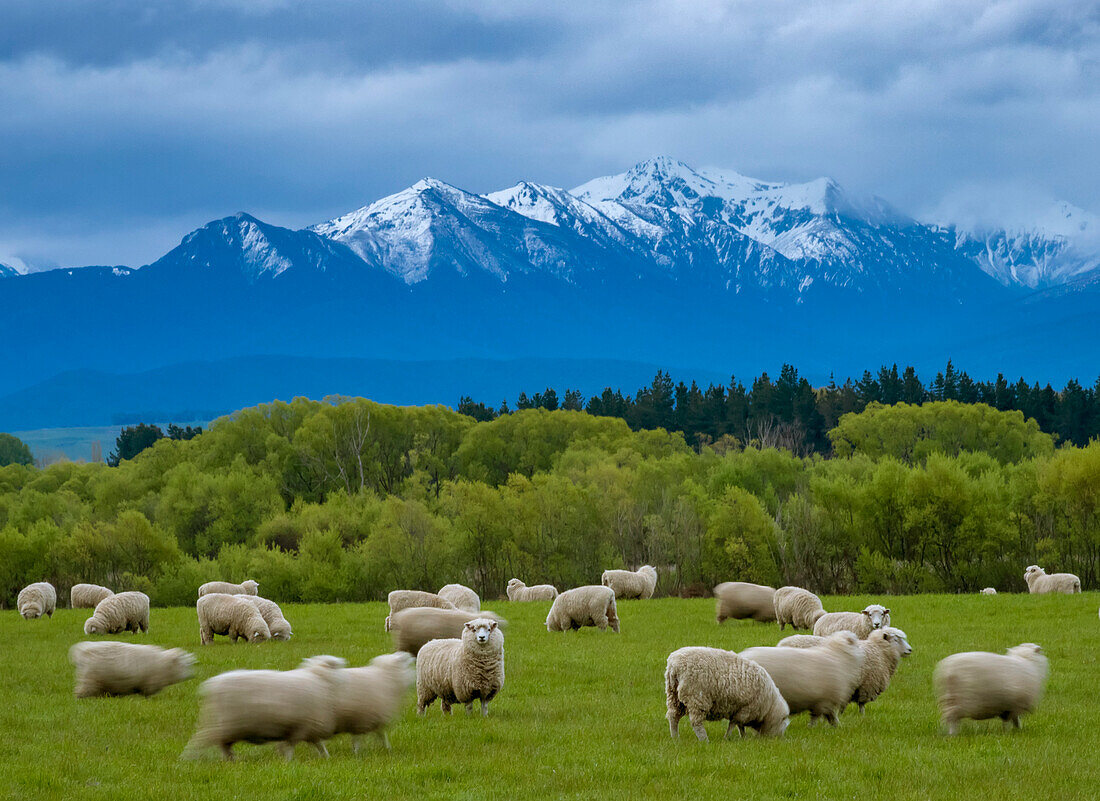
<box><xmin>311</xmin><ymin>742</ymin><xmax>330</xmax><ymax>759</ymax></box>
<box><xmin>351</xmin><ymin>736</ymin><xmax>360</xmax><ymax>754</ymax></box>
<box><xmin>200</xmin><ymin>627</ymin><xmax>213</xmax><ymax>645</ymax></box>
<box><xmin>667</xmin><ymin>711</ymin><xmax>680</xmax><ymax>739</ymax></box>
<box><xmin>465</xmin><ymin>702</ymin><xmax>473</xmax><ymax>715</ymax></box>
<box><xmin>724</xmin><ymin>720</ymin><xmax>738</xmax><ymax>740</ymax></box>
<box><xmin>687</xmin><ymin>709</ymin><xmax>708</xmax><ymax>742</ymax></box>
<box><xmin>481</xmin><ymin>699</ymin><xmax>490</xmax><ymax>717</ymax></box>
<box><xmin>826</xmin><ymin>711</ymin><xmax>840</xmax><ymax>727</ymax></box>
<box><xmin>377</xmin><ymin>731</ymin><xmax>390</xmax><ymax>750</ymax></box>
<box><xmin>279</xmin><ymin>742</ymin><xmax>295</xmax><ymax>761</ymax></box>
<box><xmin>441</xmin><ymin>700</ymin><xmax>452</xmax><ymax>715</ymax></box>
<box><xmin>220</xmin><ymin>743</ymin><xmax>235</xmax><ymax>761</ymax></box>
<box><xmin>944</xmin><ymin>716</ymin><xmax>959</xmax><ymax>736</ymax></box>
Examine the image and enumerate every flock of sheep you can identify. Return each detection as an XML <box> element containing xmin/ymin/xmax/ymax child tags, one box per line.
<box><xmin>12</xmin><ymin>560</ymin><xmax>1091</xmax><ymax>760</ymax></box>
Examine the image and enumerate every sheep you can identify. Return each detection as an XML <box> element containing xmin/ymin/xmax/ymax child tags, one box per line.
<box><xmin>546</xmin><ymin>585</ymin><xmax>620</xmax><ymax>633</ymax></box>
<box><xmin>70</xmin><ymin>583</ymin><xmax>114</xmax><ymax>609</ymax></box>
<box><xmin>69</xmin><ymin>641</ymin><xmax>195</xmax><ymax>698</ymax></box>
<box><xmin>813</xmin><ymin>605</ymin><xmax>891</xmax><ymax>639</ymax></box>
<box><xmin>601</xmin><ymin>565</ymin><xmax>658</xmax><ymax>599</ymax></box>
<box><xmin>384</xmin><ymin>590</ymin><xmax>456</xmax><ymax>631</ymax></box>
<box><xmin>17</xmin><ymin>582</ymin><xmax>56</xmax><ymax>619</ymax></box>
<box><xmin>739</xmin><ymin>631</ymin><xmax>864</xmax><ymax>726</ymax></box>
<box><xmin>934</xmin><ymin>643</ymin><xmax>1048</xmax><ymax>735</ymax></box>
<box><xmin>438</xmin><ymin>583</ymin><xmax>480</xmax><ymax>612</ymax></box>
<box><xmin>506</xmin><ymin>578</ymin><xmax>558</xmax><ymax>602</ymax></box>
<box><xmin>1023</xmin><ymin>565</ymin><xmax>1081</xmax><ymax>594</ymax></box>
<box><xmin>235</xmin><ymin>594</ymin><xmax>292</xmax><ymax>640</ymax></box>
<box><xmin>665</xmin><ymin>646</ymin><xmax>790</xmax><ymax>741</ymax></box>
<box><xmin>184</xmin><ymin>655</ymin><xmax>346</xmax><ymax>760</ymax></box>
<box><xmin>197</xmin><ymin>593</ymin><xmax>270</xmax><ymax>644</ymax></box>
<box><xmin>980</xmin><ymin>587</ymin><xmax>997</xmax><ymax>595</ymax></box>
<box><xmin>714</xmin><ymin>582</ymin><xmax>777</xmax><ymax>624</ymax></box>
<box><xmin>416</xmin><ymin>618</ymin><xmax>505</xmax><ymax>717</ymax></box>
<box><xmin>198</xmin><ymin>579</ymin><xmax>259</xmax><ymax>597</ymax></box>
<box><xmin>84</xmin><ymin>591</ymin><xmax>149</xmax><ymax>635</ymax></box>
<box><xmin>773</xmin><ymin>586</ymin><xmax>826</xmax><ymax>630</ymax></box>
<box><xmin>331</xmin><ymin>652</ymin><xmax>416</xmax><ymax>752</ymax></box>
<box><xmin>389</xmin><ymin>607</ymin><xmax>506</xmax><ymax>657</ymax></box>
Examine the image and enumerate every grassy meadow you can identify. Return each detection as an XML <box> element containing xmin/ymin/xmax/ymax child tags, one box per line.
<box><xmin>2</xmin><ymin>593</ymin><xmax>1098</xmax><ymax>801</ymax></box>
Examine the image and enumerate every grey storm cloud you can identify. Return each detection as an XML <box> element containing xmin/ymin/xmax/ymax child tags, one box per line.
<box><xmin>1</xmin><ymin>0</ymin><xmax>1098</xmax><ymax>268</ymax></box>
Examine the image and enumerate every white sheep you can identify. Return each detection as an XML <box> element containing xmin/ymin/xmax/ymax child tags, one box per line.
<box><xmin>714</xmin><ymin>582</ymin><xmax>777</xmax><ymax>624</ymax></box>
<box><xmin>389</xmin><ymin>607</ymin><xmax>506</xmax><ymax>657</ymax></box>
<box><xmin>17</xmin><ymin>582</ymin><xmax>56</xmax><ymax>619</ymax></box>
<box><xmin>665</xmin><ymin>646</ymin><xmax>790</xmax><ymax>741</ymax></box>
<box><xmin>183</xmin><ymin>655</ymin><xmax>346</xmax><ymax>760</ymax></box>
<box><xmin>197</xmin><ymin>593</ymin><xmax>270</xmax><ymax>644</ymax></box>
<box><xmin>438</xmin><ymin>583</ymin><xmax>480</xmax><ymax>612</ymax></box>
<box><xmin>384</xmin><ymin>590</ymin><xmax>457</xmax><ymax>631</ymax></box>
<box><xmin>506</xmin><ymin>578</ymin><xmax>559</xmax><ymax>602</ymax></box>
<box><xmin>1023</xmin><ymin>565</ymin><xmax>1081</xmax><ymax>594</ymax></box>
<box><xmin>70</xmin><ymin>583</ymin><xmax>114</xmax><ymax>609</ymax></box>
<box><xmin>980</xmin><ymin>587</ymin><xmax>997</xmax><ymax>595</ymax></box>
<box><xmin>934</xmin><ymin>643</ymin><xmax>1048</xmax><ymax>735</ymax></box>
<box><xmin>235</xmin><ymin>594</ymin><xmax>292</xmax><ymax>640</ymax></box>
<box><xmin>416</xmin><ymin>618</ymin><xmax>504</xmax><ymax>717</ymax></box>
<box><xmin>198</xmin><ymin>579</ymin><xmax>259</xmax><ymax>598</ymax></box>
<box><xmin>69</xmin><ymin>641</ymin><xmax>195</xmax><ymax>698</ymax></box>
<box><xmin>546</xmin><ymin>585</ymin><xmax>620</xmax><ymax>633</ymax></box>
<box><xmin>740</xmin><ymin>631</ymin><xmax>864</xmax><ymax>726</ymax></box>
<box><xmin>601</xmin><ymin>565</ymin><xmax>658</xmax><ymax>599</ymax></box>
<box><xmin>331</xmin><ymin>652</ymin><xmax>416</xmax><ymax>752</ymax></box>
<box><xmin>813</xmin><ymin>605</ymin><xmax>891</xmax><ymax>639</ymax></box>
<box><xmin>84</xmin><ymin>591</ymin><xmax>149</xmax><ymax>635</ymax></box>
<box><xmin>773</xmin><ymin>586</ymin><xmax>826</xmax><ymax>630</ymax></box>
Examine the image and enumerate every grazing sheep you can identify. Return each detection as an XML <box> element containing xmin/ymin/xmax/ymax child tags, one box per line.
<box><xmin>197</xmin><ymin>593</ymin><xmax>270</xmax><ymax>644</ymax></box>
<box><xmin>438</xmin><ymin>583</ymin><xmax>480</xmax><ymax>613</ymax></box>
<box><xmin>385</xmin><ymin>590</ymin><xmax>456</xmax><ymax>631</ymax></box>
<box><xmin>665</xmin><ymin>646</ymin><xmax>789</xmax><ymax>741</ymax></box>
<box><xmin>70</xmin><ymin>583</ymin><xmax>114</xmax><ymax>609</ymax></box>
<box><xmin>934</xmin><ymin>643</ymin><xmax>1048</xmax><ymax>735</ymax></box>
<box><xmin>331</xmin><ymin>652</ymin><xmax>416</xmax><ymax>752</ymax></box>
<box><xmin>198</xmin><ymin>579</ymin><xmax>258</xmax><ymax>598</ymax></box>
<box><xmin>389</xmin><ymin>607</ymin><xmax>506</xmax><ymax>657</ymax></box>
<box><xmin>84</xmin><ymin>591</ymin><xmax>149</xmax><ymax>635</ymax></box>
<box><xmin>69</xmin><ymin>641</ymin><xmax>195</xmax><ymax>698</ymax></box>
<box><xmin>714</xmin><ymin>582</ymin><xmax>777</xmax><ymax>624</ymax></box>
<box><xmin>773</xmin><ymin>586</ymin><xmax>826</xmax><ymax>631</ymax></box>
<box><xmin>980</xmin><ymin>587</ymin><xmax>997</xmax><ymax>595</ymax></box>
<box><xmin>813</xmin><ymin>605</ymin><xmax>891</xmax><ymax>639</ymax></box>
<box><xmin>546</xmin><ymin>585</ymin><xmax>620</xmax><ymax>633</ymax></box>
<box><xmin>17</xmin><ymin>582</ymin><xmax>56</xmax><ymax>619</ymax></box>
<box><xmin>235</xmin><ymin>594</ymin><xmax>292</xmax><ymax>641</ymax></box>
<box><xmin>1023</xmin><ymin>565</ymin><xmax>1081</xmax><ymax>595</ymax></box>
<box><xmin>184</xmin><ymin>655</ymin><xmax>346</xmax><ymax>760</ymax></box>
<box><xmin>601</xmin><ymin>565</ymin><xmax>658</xmax><ymax>599</ymax></box>
<box><xmin>740</xmin><ymin>631</ymin><xmax>864</xmax><ymax>726</ymax></box>
<box><xmin>506</xmin><ymin>578</ymin><xmax>559</xmax><ymax>602</ymax></box>
<box><xmin>416</xmin><ymin>618</ymin><xmax>505</xmax><ymax>717</ymax></box>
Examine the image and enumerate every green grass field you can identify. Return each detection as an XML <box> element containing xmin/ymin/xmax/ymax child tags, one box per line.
<box><xmin>3</xmin><ymin>593</ymin><xmax>1098</xmax><ymax>801</ymax></box>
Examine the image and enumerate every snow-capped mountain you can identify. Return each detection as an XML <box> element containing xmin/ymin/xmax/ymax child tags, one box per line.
<box><xmin>0</xmin><ymin>263</ymin><xmax>20</xmax><ymax>279</ymax></box>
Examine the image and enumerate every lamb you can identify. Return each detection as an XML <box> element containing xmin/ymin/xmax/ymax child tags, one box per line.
<box><xmin>197</xmin><ymin>593</ymin><xmax>271</xmax><ymax>644</ymax></box>
<box><xmin>1023</xmin><ymin>565</ymin><xmax>1081</xmax><ymax>594</ymax></box>
<box><xmin>739</xmin><ymin>631</ymin><xmax>864</xmax><ymax>726</ymax></box>
<box><xmin>773</xmin><ymin>586</ymin><xmax>826</xmax><ymax>630</ymax></box>
<box><xmin>69</xmin><ymin>641</ymin><xmax>195</xmax><ymax>698</ymax></box>
<box><xmin>714</xmin><ymin>582</ymin><xmax>777</xmax><ymax>623</ymax></box>
<box><xmin>934</xmin><ymin>643</ymin><xmax>1048</xmax><ymax>735</ymax></box>
<box><xmin>198</xmin><ymin>579</ymin><xmax>259</xmax><ymax>597</ymax></box>
<box><xmin>416</xmin><ymin>618</ymin><xmax>504</xmax><ymax>717</ymax></box>
<box><xmin>235</xmin><ymin>594</ymin><xmax>292</xmax><ymax>640</ymax></box>
<box><xmin>813</xmin><ymin>605</ymin><xmax>891</xmax><ymax>639</ymax></box>
<box><xmin>70</xmin><ymin>583</ymin><xmax>114</xmax><ymax>609</ymax></box>
<box><xmin>84</xmin><ymin>591</ymin><xmax>149</xmax><ymax>635</ymax></box>
<box><xmin>389</xmin><ymin>607</ymin><xmax>506</xmax><ymax>657</ymax></box>
<box><xmin>665</xmin><ymin>646</ymin><xmax>790</xmax><ymax>741</ymax></box>
<box><xmin>438</xmin><ymin>583</ymin><xmax>480</xmax><ymax>612</ymax></box>
<box><xmin>545</xmin><ymin>585</ymin><xmax>620</xmax><ymax>632</ymax></box>
<box><xmin>184</xmin><ymin>655</ymin><xmax>346</xmax><ymax>760</ymax></box>
<box><xmin>980</xmin><ymin>587</ymin><xmax>997</xmax><ymax>595</ymax></box>
<box><xmin>17</xmin><ymin>582</ymin><xmax>56</xmax><ymax>619</ymax></box>
<box><xmin>331</xmin><ymin>652</ymin><xmax>416</xmax><ymax>752</ymax></box>
<box><xmin>384</xmin><ymin>590</ymin><xmax>456</xmax><ymax>631</ymax></box>
<box><xmin>506</xmin><ymin>578</ymin><xmax>559</xmax><ymax>602</ymax></box>
<box><xmin>601</xmin><ymin>565</ymin><xmax>658</xmax><ymax>599</ymax></box>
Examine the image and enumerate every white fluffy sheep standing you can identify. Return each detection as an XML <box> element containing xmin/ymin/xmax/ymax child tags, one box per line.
<box><xmin>665</xmin><ymin>646</ymin><xmax>790</xmax><ymax>741</ymax></box>
<box><xmin>934</xmin><ymin>643</ymin><xmax>1048</xmax><ymax>735</ymax></box>
<box><xmin>70</xmin><ymin>583</ymin><xmax>114</xmax><ymax>609</ymax></box>
<box><xmin>1023</xmin><ymin>565</ymin><xmax>1081</xmax><ymax>594</ymax></box>
<box><xmin>389</xmin><ymin>607</ymin><xmax>506</xmax><ymax>657</ymax></box>
<box><xmin>235</xmin><ymin>594</ymin><xmax>292</xmax><ymax>640</ymax></box>
<box><xmin>69</xmin><ymin>641</ymin><xmax>195</xmax><ymax>698</ymax></box>
<box><xmin>714</xmin><ymin>582</ymin><xmax>777</xmax><ymax>624</ymax></box>
<box><xmin>601</xmin><ymin>565</ymin><xmax>658</xmax><ymax>599</ymax></box>
<box><xmin>196</xmin><ymin>593</ymin><xmax>271</xmax><ymax>644</ymax></box>
<box><xmin>438</xmin><ymin>584</ymin><xmax>480</xmax><ymax>612</ymax></box>
<box><xmin>813</xmin><ymin>605</ymin><xmax>891</xmax><ymax>639</ymax></box>
<box><xmin>416</xmin><ymin>618</ymin><xmax>504</xmax><ymax>717</ymax></box>
<box><xmin>506</xmin><ymin>578</ymin><xmax>558</xmax><ymax>602</ymax></box>
<box><xmin>84</xmin><ymin>591</ymin><xmax>149</xmax><ymax>635</ymax></box>
<box><xmin>773</xmin><ymin>586</ymin><xmax>826</xmax><ymax>630</ymax></box>
<box><xmin>331</xmin><ymin>652</ymin><xmax>416</xmax><ymax>752</ymax></box>
<box><xmin>546</xmin><ymin>585</ymin><xmax>620</xmax><ymax>633</ymax></box>
<box><xmin>198</xmin><ymin>579</ymin><xmax>259</xmax><ymax>597</ymax></box>
<box><xmin>17</xmin><ymin>582</ymin><xmax>56</xmax><ymax>619</ymax></box>
<box><xmin>385</xmin><ymin>590</ymin><xmax>457</xmax><ymax>631</ymax></box>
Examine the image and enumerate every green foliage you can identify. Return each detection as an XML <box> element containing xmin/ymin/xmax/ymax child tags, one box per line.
<box><xmin>0</xmin><ymin>432</ymin><xmax>33</xmax><ymax>466</ymax></box>
<box><xmin>107</xmin><ymin>423</ymin><xmax>165</xmax><ymax>466</ymax></box>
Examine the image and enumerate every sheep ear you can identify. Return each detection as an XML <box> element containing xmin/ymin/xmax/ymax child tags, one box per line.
<box><xmin>862</xmin><ymin>610</ymin><xmax>871</xmax><ymax>617</ymax></box>
<box><xmin>489</xmin><ymin>621</ymin><xmax>498</xmax><ymax>630</ymax></box>
<box><xmin>884</xmin><ymin>608</ymin><xmax>890</xmax><ymax>615</ymax></box>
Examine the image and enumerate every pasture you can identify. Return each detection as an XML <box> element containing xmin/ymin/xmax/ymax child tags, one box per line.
<box><xmin>2</xmin><ymin>593</ymin><xmax>1098</xmax><ymax>801</ymax></box>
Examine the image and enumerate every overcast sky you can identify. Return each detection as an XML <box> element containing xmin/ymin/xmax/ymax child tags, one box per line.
<box><xmin>1</xmin><ymin>0</ymin><xmax>1098</xmax><ymax>269</ymax></box>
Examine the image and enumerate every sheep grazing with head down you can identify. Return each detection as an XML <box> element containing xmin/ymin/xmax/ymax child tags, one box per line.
<box><xmin>601</xmin><ymin>565</ymin><xmax>658</xmax><ymax>599</ymax></box>
<box><xmin>197</xmin><ymin>593</ymin><xmax>270</xmax><ymax>644</ymax></box>
<box><xmin>234</xmin><ymin>594</ymin><xmax>292</xmax><ymax>640</ymax></box>
<box><xmin>980</xmin><ymin>587</ymin><xmax>997</xmax><ymax>595</ymax></box>
<box><xmin>70</xmin><ymin>583</ymin><xmax>114</xmax><ymax>609</ymax></box>
<box><xmin>17</xmin><ymin>582</ymin><xmax>56</xmax><ymax>619</ymax></box>
<box><xmin>665</xmin><ymin>646</ymin><xmax>789</xmax><ymax>741</ymax></box>
<box><xmin>84</xmin><ymin>591</ymin><xmax>149</xmax><ymax>635</ymax></box>
<box><xmin>506</xmin><ymin>578</ymin><xmax>558</xmax><ymax>602</ymax></box>
<box><xmin>384</xmin><ymin>590</ymin><xmax>456</xmax><ymax>631</ymax></box>
<box><xmin>70</xmin><ymin>641</ymin><xmax>195</xmax><ymax>698</ymax></box>
<box><xmin>773</xmin><ymin>586</ymin><xmax>826</xmax><ymax>631</ymax></box>
<box><xmin>714</xmin><ymin>582</ymin><xmax>777</xmax><ymax>624</ymax></box>
<box><xmin>813</xmin><ymin>605</ymin><xmax>891</xmax><ymax>639</ymax></box>
<box><xmin>1023</xmin><ymin>565</ymin><xmax>1081</xmax><ymax>594</ymax></box>
<box><xmin>389</xmin><ymin>607</ymin><xmax>506</xmax><ymax>657</ymax></box>
<box><xmin>438</xmin><ymin>583</ymin><xmax>480</xmax><ymax>613</ymax></box>
<box><xmin>934</xmin><ymin>643</ymin><xmax>1048</xmax><ymax>735</ymax></box>
<box><xmin>416</xmin><ymin>618</ymin><xmax>504</xmax><ymax>717</ymax></box>
<box><xmin>198</xmin><ymin>579</ymin><xmax>258</xmax><ymax>598</ymax></box>
<box><xmin>331</xmin><ymin>652</ymin><xmax>416</xmax><ymax>752</ymax></box>
<box><xmin>546</xmin><ymin>585</ymin><xmax>620</xmax><ymax>633</ymax></box>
